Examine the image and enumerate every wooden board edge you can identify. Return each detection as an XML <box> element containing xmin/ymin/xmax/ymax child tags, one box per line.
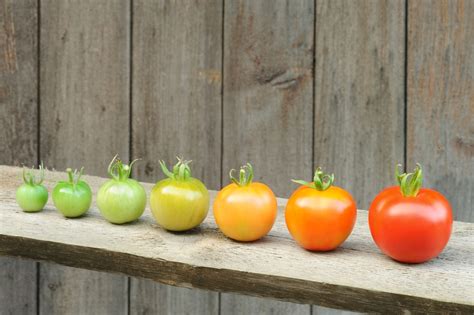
<box><xmin>0</xmin><ymin>235</ymin><xmax>471</xmax><ymax>314</ymax></box>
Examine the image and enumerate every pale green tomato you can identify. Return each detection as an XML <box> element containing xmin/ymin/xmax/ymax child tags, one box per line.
<box><xmin>97</xmin><ymin>155</ymin><xmax>146</xmax><ymax>224</ymax></box>
<box><xmin>53</xmin><ymin>168</ymin><xmax>92</xmax><ymax>218</ymax></box>
<box><xmin>16</xmin><ymin>165</ymin><xmax>48</xmax><ymax>212</ymax></box>
<box><xmin>16</xmin><ymin>184</ymin><xmax>48</xmax><ymax>212</ymax></box>
<box><xmin>150</xmin><ymin>158</ymin><xmax>209</xmax><ymax>231</ymax></box>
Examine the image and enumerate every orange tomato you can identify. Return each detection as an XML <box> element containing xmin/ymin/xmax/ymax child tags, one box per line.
<box><xmin>285</xmin><ymin>168</ymin><xmax>356</xmax><ymax>251</ymax></box>
<box><xmin>214</xmin><ymin>164</ymin><xmax>277</xmax><ymax>242</ymax></box>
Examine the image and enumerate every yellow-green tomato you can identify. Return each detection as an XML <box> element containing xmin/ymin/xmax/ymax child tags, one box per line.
<box><xmin>97</xmin><ymin>156</ymin><xmax>146</xmax><ymax>224</ymax></box>
<box><xmin>52</xmin><ymin>168</ymin><xmax>92</xmax><ymax>218</ymax></box>
<box><xmin>150</xmin><ymin>159</ymin><xmax>209</xmax><ymax>231</ymax></box>
<box><xmin>16</xmin><ymin>165</ymin><xmax>48</xmax><ymax>212</ymax></box>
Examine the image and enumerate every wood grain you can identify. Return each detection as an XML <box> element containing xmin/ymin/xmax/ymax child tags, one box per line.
<box><xmin>314</xmin><ymin>0</ymin><xmax>405</xmax><ymax>210</ymax></box>
<box><xmin>0</xmin><ymin>0</ymin><xmax>38</xmax><ymax>314</ymax></box>
<box><xmin>222</xmin><ymin>0</ymin><xmax>314</xmax><ymax>313</ymax></box>
<box><xmin>222</xmin><ymin>0</ymin><xmax>314</xmax><ymax>199</ymax></box>
<box><xmin>407</xmin><ymin>0</ymin><xmax>474</xmax><ymax>222</ymax></box>
<box><xmin>39</xmin><ymin>0</ymin><xmax>130</xmax><ymax>313</ymax></box>
<box><xmin>0</xmin><ymin>0</ymin><xmax>37</xmax><ymax>167</ymax></box>
<box><xmin>1</xmin><ymin>166</ymin><xmax>472</xmax><ymax>314</ymax></box>
<box><xmin>131</xmin><ymin>0</ymin><xmax>222</xmax><ymax>313</ymax></box>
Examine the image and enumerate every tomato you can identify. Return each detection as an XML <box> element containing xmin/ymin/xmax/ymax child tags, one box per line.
<box><xmin>16</xmin><ymin>164</ymin><xmax>48</xmax><ymax>212</ymax></box>
<box><xmin>150</xmin><ymin>158</ymin><xmax>209</xmax><ymax>231</ymax></box>
<box><xmin>97</xmin><ymin>156</ymin><xmax>146</xmax><ymax>224</ymax></box>
<box><xmin>214</xmin><ymin>163</ymin><xmax>277</xmax><ymax>242</ymax></box>
<box><xmin>285</xmin><ymin>168</ymin><xmax>356</xmax><ymax>251</ymax></box>
<box><xmin>369</xmin><ymin>164</ymin><xmax>452</xmax><ymax>263</ymax></box>
<box><xmin>52</xmin><ymin>168</ymin><xmax>92</xmax><ymax>218</ymax></box>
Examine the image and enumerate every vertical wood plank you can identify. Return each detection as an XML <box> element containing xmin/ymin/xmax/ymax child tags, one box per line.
<box><xmin>314</xmin><ymin>1</ymin><xmax>405</xmax><ymax>313</ymax></box>
<box><xmin>407</xmin><ymin>0</ymin><xmax>474</xmax><ymax>222</ymax></box>
<box><xmin>222</xmin><ymin>1</ymin><xmax>314</xmax><ymax>196</ymax></box>
<box><xmin>130</xmin><ymin>0</ymin><xmax>222</xmax><ymax>314</ymax></box>
<box><xmin>222</xmin><ymin>0</ymin><xmax>313</xmax><ymax>314</ymax></box>
<box><xmin>314</xmin><ymin>0</ymin><xmax>406</xmax><ymax>210</ymax></box>
<box><xmin>0</xmin><ymin>0</ymin><xmax>38</xmax><ymax>314</ymax></box>
<box><xmin>39</xmin><ymin>0</ymin><xmax>130</xmax><ymax>314</ymax></box>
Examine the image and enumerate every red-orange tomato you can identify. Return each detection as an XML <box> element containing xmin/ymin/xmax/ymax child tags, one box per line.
<box><xmin>285</xmin><ymin>185</ymin><xmax>357</xmax><ymax>251</ymax></box>
<box><xmin>369</xmin><ymin>186</ymin><xmax>452</xmax><ymax>263</ymax></box>
<box><xmin>213</xmin><ymin>182</ymin><xmax>277</xmax><ymax>242</ymax></box>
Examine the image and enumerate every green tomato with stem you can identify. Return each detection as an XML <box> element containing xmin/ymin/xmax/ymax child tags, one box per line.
<box><xmin>52</xmin><ymin>167</ymin><xmax>92</xmax><ymax>218</ymax></box>
<box><xmin>150</xmin><ymin>158</ymin><xmax>209</xmax><ymax>231</ymax></box>
<box><xmin>97</xmin><ymin>155</ymin><xmax>146</xmax><ymax>224</ymax></box>
<box><xmin>16</xmin><ymin>164</ymin><xmax>48</xmax><ymax>212</ymax></box>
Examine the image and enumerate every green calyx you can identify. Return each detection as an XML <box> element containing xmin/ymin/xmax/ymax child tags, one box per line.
<box><xmin>108</xmin><ymin>154</ymin><xmax>140</xmax><ymax>181</ymax></box>
<box><xmin>65</xmin><ymin>167</ymin><xmax>84</xmax><ymax>188</ymax></box>
<box><xmin>160</xmin><ymin>157</ymin><xmax>192</xmax><ymax>181</ymax></box>
<box><xmin>22</xmin><ymin>163</ymin><xmax>46</xmax><ymax>186</ymax></box>
<box><xmin>229</xmin><ymin>163</ymin><xmax>254</xmax><ymax>187</ymax></box>
<box><xmin>292</xmin><ymin>167</ymin><xmax>334</xmax><ymax>191</ymax></box>
<box><xmin>396</xmin><ymin>163</ymin><xmax>423</xmax><ymax>197</ymax></box>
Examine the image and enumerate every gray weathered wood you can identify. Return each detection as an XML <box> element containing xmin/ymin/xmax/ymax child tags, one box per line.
<box><xmin>222</xmin><ymin>0</ymin><xmax>314</xmax><ymax>198</ymax></box>
<box><xmin>0</xmin><ymin>0</ymin><xmax>38</xmax><ymax>313</ymax></box>
<box><xmin>131</xmin><ymin>278</ymin><xmax>219</xmax><ymax>315</ymax></box>
<box><xmin>131</xmin><ymin>0</ymin><xmax>222</xmax><ymax>313</ymax></box>
<box><xmin>221</xmin><ymin>294</ymin><xmax>309</xmax><ymax>315</ymax></box>
<box><xmin>222</xmin><ymin>1</ymin><xmax>314</xmax><ymax>312</ymax></box>
<box><xmin>314</xmin><ymin>3</ymin><xmax>405</xmax><ymax>313</ymax></box>
<box><xmin>0</xmin><ymin>166</ymin><xmax>473</xmax><ymax>314</ymax></box>
<box><xmin>407</xmin><ymin>0</ymin><xmax>474</xmax><ymax>222</ymax></box>
<box><xmin>39</xmin><ymin>0</ymin><xmax>130</xmax><ymax>313</ymax></box>
<box><xmin>314</xmin><ymin>0</ymin><xmax>405</xmax><ymax>210</ymax></box>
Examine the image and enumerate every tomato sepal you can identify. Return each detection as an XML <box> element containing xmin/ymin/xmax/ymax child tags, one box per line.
<box><xmin>292</xmin><ymin>167</ymin><xmax>334</xmax><ymax>191</ymax></box>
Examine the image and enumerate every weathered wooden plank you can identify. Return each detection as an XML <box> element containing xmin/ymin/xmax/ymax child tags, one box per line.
<box><xmin>39</xmin><ymin>0</ymin><xmax>130</xmax><ymax>313</ymax></box>
<box><xmin>0</xmin><ymin>166</ymin><xmax>473</xmax><ymax>314</ymax></box>
<box><xmin>407</xmin><ymin>0</ymin><xmax>474</xmax><ymax>222</ymax></box>
<box><xmin>222</xmin><ymin>0</ymin><xmax>314</xmax><ymax>197</ymax></box>
<box><xmin>0</xmin><ymin>0</ymin><xmax>37</xmax><ymax>168</ymax></box>
<box><xmin>131</xmin><ymin>278</ymin><xmax>219</xmax><ymax>315</ymax></box>
<box><xmin>0</xmin><ymin>0</ymin><xmax>38</xmax><ymax>313</ymax></box>
<box><xmin>131</xmin><ymin>0</ymin><xmax>222</xmax><ymax>313</ymax></box>
<box><xmin>314</xmin><ymin>0</ymin><xmax>405</xmax><ymax>210</ymax></box>
<box><xmin>222</xmin><ymin>0</ymin><xmax>314</xmax><ymax>312</ymax></box>
<box><xmin>314</xmin><ymin>2</ymin><xmax>405</xmax><ymax>313</ymax></box>
<box><xmin>221</xmin><ymin>294</ymin><xmax>309</xmax><ymax>315</ymax></box>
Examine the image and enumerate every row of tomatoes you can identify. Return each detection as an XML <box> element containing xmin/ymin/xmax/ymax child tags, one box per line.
<box><xmin>16</xmin><ymin>156</ymin><xmax>452</xmax><ymax>264</ymax></box>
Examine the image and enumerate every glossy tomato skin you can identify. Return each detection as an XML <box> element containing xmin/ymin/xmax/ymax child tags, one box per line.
<box><xmin>53</xmin><ymin>181</ymin><xmax>92</xmax><ymax>218</ymax></box>
<box><xmin>150</xmin><ymin>178</ymin><xmax>209</xmax><ymax>231</ymax></box>
<box><xmin>16</xmin><ymin>184</ymin><xmax>48</xmax><ymax>212</ymax></box>
<box><xmin>369</xmin><ymin>186</ymin><xmax>452</xmax><ymax>263</ymax></box>
<box><xmin>213</xmin><ymin>182</ymin><xmax>277</xmax><ymax>242</ymax></box>
<box><xmin>97</xmin><ymin>179</ymin><xmax>146</xmax><ymax>224</ymax></box>
<box><xmin>285</xmin><ymin>185</ymin><xmax>357</xmax><ymax>251</ymax></box>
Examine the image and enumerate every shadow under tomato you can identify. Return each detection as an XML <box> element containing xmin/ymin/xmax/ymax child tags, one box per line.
<box><xmin>163</xmin><ymin>226</ymin><xmax>204</xmax><ymax>235</ymax></box>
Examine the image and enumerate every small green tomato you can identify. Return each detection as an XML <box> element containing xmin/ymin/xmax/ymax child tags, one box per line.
<box><xmin>16</xmin><ymin>164</ymin><xmax>48</xmax><ymax>212</ymax></box>
<box><xmin>97</xmin><ymin>155</ymin><xmax>146</xmax><ymax>224</ymax></box>
<box><xmin>150</xmin><ymin>158</ymin><xmax>209</xmax><ymax>231</ymax></box>
<box><xmin>52</xmin><ymin>167</ymin><xmax>92</xmax><ymax>218</ymax></box>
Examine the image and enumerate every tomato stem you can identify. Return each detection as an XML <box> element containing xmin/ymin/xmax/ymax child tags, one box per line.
<box><xmin>159</xmin><ymin>157</ymin><xmax>192</xmax><ymax>181</ymax></box>
<box><xmin>229</xmin><ymin>163</ymin><xmax>253</xmax><ymax>186</ymax></box>
<box><xmin>396</xmin><ymin>163</ymin><xmax>423</xmax><ymax>197</ymax></box>
<box><xmin>107</xmin><ymin>155</ymin><xmax>140</xmax><ymax>181</ymax></box>
<box><xmin>66</xmin><ymin>167</ymin><xmax>84</xmax><ymax>188</ymax></box>
<box><xmin>292</xmin><ymin>167</ymin><xmax>334</xmax><ymax>191</ymax></box>
<box><xmin>22</xmin><ymin>162</ymin><xmax>46</xmax><ymax>186</ymax></box>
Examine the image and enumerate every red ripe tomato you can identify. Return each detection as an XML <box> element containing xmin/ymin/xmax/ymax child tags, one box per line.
<box><xmin>369</xmin><ymin>164</ymin><xmax>452</xmax><ymax>263</ymax></box>
<box><xmin>285</xmin><ymin>168</ymin><xmax>357</xmax><ymax>251</ymax></box>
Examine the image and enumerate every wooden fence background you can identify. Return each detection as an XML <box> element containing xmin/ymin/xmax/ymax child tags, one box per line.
<box><xmin>1</xmin><ymin>0</ymin><xmax>472</xmax><ymax>314</ymax></box>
